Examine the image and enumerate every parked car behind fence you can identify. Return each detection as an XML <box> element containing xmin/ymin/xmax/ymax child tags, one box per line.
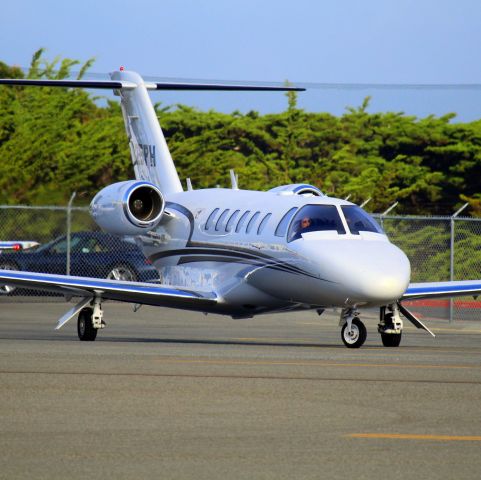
<box><xmin>0</xmin><ymin>231</ymin><xmax>159</xmax><ymax>295</ymax></box>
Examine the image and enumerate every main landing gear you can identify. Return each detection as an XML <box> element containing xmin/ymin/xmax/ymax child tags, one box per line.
<box><xmin>77</xmin><ymin>296</ymin><xmax>105</xmax><ymax>341</ymax></box>
<box><xmin>339</xmin><ymin>308</ymin><xmax>367</xmax><ymax>348</ymax></box>
<box><xmin>378</xmin><ymin>304</ymin><xmax>403</xmax><ymax>347</ymax></box>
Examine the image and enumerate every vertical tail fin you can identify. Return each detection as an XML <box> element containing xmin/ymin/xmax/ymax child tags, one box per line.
<box><xmin>110</xmin><ymin>70</ymin><xmax>183</xmax><ymax>194</ymax></box>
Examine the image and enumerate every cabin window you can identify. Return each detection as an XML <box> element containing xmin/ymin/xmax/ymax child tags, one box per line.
<box><xmin>257</xmin><ymin>213</ymin><xmax>272</xmax><ymax>235</ymax></box>
<box><xmin>275</xmin><ymin>207</ymin><xmax>297</xmax><ymax>237</ymax></box>
<box><xmin>235</xmin><ymin>210</ymin><xmax>251</xmax><ymax>233</ymax></box>
<box><xmin>205</xmin><ymin>208</ymin><xmax>220</xmax><ymax>231</ymax></box>
<box><xmin>215</xmin><ymin>209</ymin><xmax>230</xmax><ymax>232</ymax></box>
<box><xmin>246</xmin><ymin>211</ymin><xmax>261</xmax><ymax>234</ymax></box>
<box><xmin>341</xmin><ymin>205</ymin><xmax>384</xmax><ymax>235</ymax></box>
<box><xmin>287</xmin><ymin>205</ymin><xmax>346</xmax><ymax>242</ymax></box>
<box><xmin>226</xmin><ymin>210</ymin><xmax>240</xmax><ymax>232</ymax></box>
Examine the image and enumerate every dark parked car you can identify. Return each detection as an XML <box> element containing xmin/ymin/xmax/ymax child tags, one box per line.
<box><xmin>0</xmin><ymin>231</ymin><xmax>159</xmax><ymax>294</ymax></box>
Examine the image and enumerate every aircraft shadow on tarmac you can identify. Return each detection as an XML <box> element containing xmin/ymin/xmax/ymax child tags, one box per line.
<box><xmin>0</xmin><ymin>333</ymin><xmax>345</xmax><ymax>349</ymax></box>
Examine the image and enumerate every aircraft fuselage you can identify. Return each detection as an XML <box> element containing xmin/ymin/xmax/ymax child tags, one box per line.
<box><xmin>137</xmin><ymin>188</ymin><xmax>411</xmax><ymax>318</ymax></box>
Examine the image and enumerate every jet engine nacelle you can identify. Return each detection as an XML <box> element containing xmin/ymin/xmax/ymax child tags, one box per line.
<box><xmin>90</xmin><ymin>180</ymin><xmax>165</xmax><ymax>235</ymax></box>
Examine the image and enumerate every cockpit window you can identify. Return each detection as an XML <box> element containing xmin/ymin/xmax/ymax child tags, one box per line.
<box><xmin>341</xmin><ymin>205</ymin><xmax>384</xmax><ymax>235</ymax></box>
<box><xmin>287</xmin><ymin>205</ymin><xmax>346</xmax><ymax>242</ymax></box>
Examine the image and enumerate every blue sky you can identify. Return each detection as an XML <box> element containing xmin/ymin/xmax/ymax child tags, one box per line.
<box><xmin>1</xmin><ymin>0</ymin><xmax>480</xmax><ymax>119</ymax></box>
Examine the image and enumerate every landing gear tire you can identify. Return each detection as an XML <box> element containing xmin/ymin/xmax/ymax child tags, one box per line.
<box><xmin>341</xmin><ymin>318</ymin><xmax>367</xmax><ymax>348</ymax></box>
<box><xmin>381</xmin><ymin>332</ymin><xmax>402</xmax><ymax>347</ymax></box>
<box><xmin>77</xmin><ymin>307</ymin><xmax>97</xmax><ymax>341</ymax></box>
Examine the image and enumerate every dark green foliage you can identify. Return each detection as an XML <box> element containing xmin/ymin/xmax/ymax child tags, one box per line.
<box><xmin>0</xmin><ymin>51</ymin><xmax>480</xmax><ymax>216</ymax></box>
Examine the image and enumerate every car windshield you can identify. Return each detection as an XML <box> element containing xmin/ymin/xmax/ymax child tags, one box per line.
<box><xmin>287</xmin><ymin>205</ymin><xmax>346</xmax><ymax>241</ymax></box>
<box><xmin>35</xmin><ymin>237</ymin><xmax>66</xmax><ymax>253</ymax></box>
<box><xmin>341</xmin><ymin>205</ymin><xmax>384</xmax><ymax>235</ymax></box>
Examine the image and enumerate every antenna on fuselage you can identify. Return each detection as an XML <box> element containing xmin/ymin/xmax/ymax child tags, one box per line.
<box><xmin>186</xmin><ymin>178</ymin><xmax>193</xmax><ymax>191</ymax></box>
<box><xmin>230</xmin><ymin>169</ymin><xmax>239</xmax><ymax>190</ymax></box>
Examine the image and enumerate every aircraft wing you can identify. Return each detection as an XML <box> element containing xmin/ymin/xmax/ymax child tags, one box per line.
<box><xmin>0</xmin><ymin>269</ymin><xmax>217</xmax><ymax>309</ymax></box>
<box><xmin>402</xmin><ymin>280</ymin><xmax>481</xmax><ymax>300</ymax></box>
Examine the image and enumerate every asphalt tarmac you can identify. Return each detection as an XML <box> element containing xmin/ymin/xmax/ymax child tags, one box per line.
<box><xmin>1</xmin><ymin>300</ymin><xmax>481</xmax><ymax>480</ymax></box>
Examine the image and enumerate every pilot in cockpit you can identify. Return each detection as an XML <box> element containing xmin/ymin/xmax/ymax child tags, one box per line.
<box><xmin>300</xmin><ymin>217</ymin><xmax>312</xmax><ymax>232</ymax></box>
<box><xmin>293</xmin><ymin>216</ymin><xmax>313</xmax><ymax>239</ymax></box>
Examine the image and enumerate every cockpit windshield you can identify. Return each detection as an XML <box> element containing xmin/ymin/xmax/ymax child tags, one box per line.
<box><xmin>287</xmin><ymin>205</ymin><xmax>346</xmax><ymax>242</ymax></box>
<box><xmin>341</xmin><ymin>205</ymin><xmax>384</xmax><ymax>235</ymax></box>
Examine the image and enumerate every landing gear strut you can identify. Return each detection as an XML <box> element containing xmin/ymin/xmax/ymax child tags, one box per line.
<box><xmin>340</xmin><ymin>308</ymin><xmax>367</xmax><ymax>348</ymax></box>
<box><xmin>378</xmin><ymin>304</ymin><xmax>403</xmax><ymax>347</ymax></box>
<box><xmin>77</xmin><ymin>295</ymin><xmax>104</xmax><ymax>341</ymax></box>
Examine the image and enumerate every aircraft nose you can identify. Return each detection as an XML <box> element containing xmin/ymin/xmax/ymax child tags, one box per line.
<box><xmin>317</xmin><ymin>240</ymin><xmax>411</xmax><ymax>305</ymax></box>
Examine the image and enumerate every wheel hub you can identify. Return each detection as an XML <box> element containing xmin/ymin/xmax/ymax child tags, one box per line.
<box><xmin>344</xmin><ymin>325</ymin><xmax>359</xmax><ymax>344</ymax></box>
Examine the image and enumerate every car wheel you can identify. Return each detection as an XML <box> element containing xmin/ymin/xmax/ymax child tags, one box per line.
<box><xmin>0</xmin><ymin>262</ymin><xmax>18</xmax><ymax>295</ymax></box>
<box><xmin>106</xmin><ymin>264</ymin><xmax>137</xmax><ymax>282</ymax></box>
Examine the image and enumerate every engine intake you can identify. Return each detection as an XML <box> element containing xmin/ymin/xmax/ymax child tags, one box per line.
<box><xmin>91</xmin><ymin>180</ymin><xmax>165</xmax><ymax>235</ymax></box>
<box><xmin>127</xmin><ymin>184</ymin><xmax>163</xmax><ymax>223</ymax></box>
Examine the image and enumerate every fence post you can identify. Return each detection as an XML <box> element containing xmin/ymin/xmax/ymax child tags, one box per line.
<box><xmin>449</xmin><ymin>203</ymin><xmax>469</xmax><ymax>323</ymax></box>
<box><xmin>66</xmin><ymin>192</ymin><xmax>77</xmax><ymax>275</ymax></box>
<box><xmin>360</xmin><ymin>197</ymin><xmax>371</xmax><ymax>208</ymax></box>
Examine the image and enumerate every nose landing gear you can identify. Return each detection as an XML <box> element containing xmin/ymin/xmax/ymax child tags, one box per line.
<box><xmin>339</xmin><ymin>308</ymin><xmax>367</xmax><ymax>348</ymax></box>
<box><xmin>378</xmin><ymin>304</ymin><xmax>403</xmax><ymax>347</ymax></box>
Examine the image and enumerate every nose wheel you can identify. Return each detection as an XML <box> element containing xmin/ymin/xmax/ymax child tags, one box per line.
<box><xmin>341</xmin><ymin>317</ymin><xmax>367</xmax><ymax>348</ymax></box>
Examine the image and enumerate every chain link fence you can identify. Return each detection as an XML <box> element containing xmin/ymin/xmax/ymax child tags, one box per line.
<box><xmin>375</xmin><ymin>214</ymin><xmax>481</xmax><ymax>322</ymax></box>
<box><xmin>0</xmin><ymin>205</ymin><xmax>159</xmax><ymax>298</ymax></box>
<box><xmin>0</xmin><ymin>205</ymin><xmax>480</xmax><ymax>322</ymax></box>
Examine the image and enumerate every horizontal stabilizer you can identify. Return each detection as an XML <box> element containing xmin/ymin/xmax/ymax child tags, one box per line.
<box><xmin>0</xmin><ymin>79</ymin><xmax>134</xmax><ymax>89</ymax></box>
<box><xmin>0</xmin><ymin>78</ymin><xmax>304</xmax><ymax>91</ymax></box>
<box><xmin>152</xmin><ymin>82</ymin><xmax>305</xmax><ymax>92</ymax></box>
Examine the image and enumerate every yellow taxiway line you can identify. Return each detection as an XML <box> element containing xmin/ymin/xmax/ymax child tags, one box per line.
<box><xmin>347</xmin><ymin>433</ymin><xmax>481</xmax><ymax>441</ymax></box>
<box><xmin>159</xmin><ymin>358</ymin><xmax>478</xmax><ymax>370</ymax></box>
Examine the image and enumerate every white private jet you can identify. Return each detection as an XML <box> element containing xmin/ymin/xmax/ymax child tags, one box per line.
<box><xmin>0</xmin><ymin>70</ymin><xmax>480</xmax><ymax>348</ymax></box>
